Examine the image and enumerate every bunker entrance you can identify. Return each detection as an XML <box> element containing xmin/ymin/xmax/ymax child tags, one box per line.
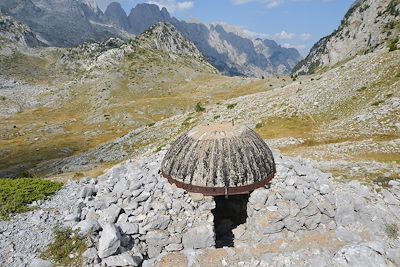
<box><xmin>212</xmin><ymin>194</ymin><xmax>249</xmax><ymax>248</ymax></box>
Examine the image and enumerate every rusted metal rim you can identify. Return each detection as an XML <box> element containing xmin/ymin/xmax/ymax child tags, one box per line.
<box><xmin>161</xmin><ymin>171</ymin><xmax>275</xmax><ymax>196</ymax></box>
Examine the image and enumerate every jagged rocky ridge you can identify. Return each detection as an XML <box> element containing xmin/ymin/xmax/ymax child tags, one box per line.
<box><xmin>1</xmin><ymin>150</ymin><xmax>399</xmax><ymax>266</ymax></box>
<box><xmin>0</xmin><ymin>14</ymin><xmax>43</xmax><ymax>55</ymax></box>
<box><xmin>58</xmin><ymin>22</ymin><xmax>215</xmax><ymax>74</ymax></box>
<box><xmin>0</xmin><ymin>0</ymin><xmax>302</xmax><ymax>77</ymax></box>
<box><xmin>293</xmin><ymin>0</ymin><xmax>400</xmax><ymax>75</ymax></box>
<box><xmin>105</xmin><ymin>2</ymin><xmax>302</xmax><ymax>77</ymax></box>
<box><xmin>0</xmin><ymin>0</ymin><xmax>133</xmax><ymax>47</ymax></box>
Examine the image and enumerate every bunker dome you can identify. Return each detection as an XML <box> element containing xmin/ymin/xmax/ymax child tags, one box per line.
<box><xmin>161</xmin><ymin>123</ymin><xmax>276</xmax><ymax>196</ymax></box>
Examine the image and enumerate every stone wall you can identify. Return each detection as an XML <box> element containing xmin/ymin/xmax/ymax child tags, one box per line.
<box><xmin>61</xmin><ymin>150</ymin><xmax>400</xmax><ymax>266</ymax></box>
<box><xmin>66</xmin><ymin>153</ymin><xmax>216</xmax><ymax>266</ymax></box>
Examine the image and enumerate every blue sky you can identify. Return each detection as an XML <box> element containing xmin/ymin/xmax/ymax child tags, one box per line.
<box><xmin>96</xmin><ymin>0</ymin><xmax>355</xmax><ymax>56</ymax></box>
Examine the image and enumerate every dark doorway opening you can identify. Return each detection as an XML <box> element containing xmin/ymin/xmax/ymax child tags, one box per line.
<box><xmin>212</xmin><ymin>194</ymin><xmax>249</xmax><ymax>248</ymax></box>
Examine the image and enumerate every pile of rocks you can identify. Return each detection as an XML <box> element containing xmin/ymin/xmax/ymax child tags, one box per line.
<box><xmin>1</xmin><ymin>149</ymin><xmax>399</xmax><ymax>266</ymax></box>
<box><xmin>66</xmin><ymin>153</ymin><xmax>215</xmax><ymax>266</ymax></box>
<box><xmin>241</xmin><ymin>154</ymin><xmax>336</xmax><ymax>244</ymax></box>
<box><xmin>61</xmin><ymin>150</ymin><xmax>400</xmax><ymax>266</ymax></box>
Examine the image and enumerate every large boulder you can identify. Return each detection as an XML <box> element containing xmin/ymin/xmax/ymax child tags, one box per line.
<box><xmin>98</xmin><ymin>223</ymin><xmax>121</xmax><ymax>258</ymax></box>
<box><xmin>182</xmin><ymin>224</ymin><xmax>215</xmax><ymax>249</ymax></box>
<box><xmin>333</xmin><ymin>244</ymin><xmax>388</xmax><ymax>267</ymax></box>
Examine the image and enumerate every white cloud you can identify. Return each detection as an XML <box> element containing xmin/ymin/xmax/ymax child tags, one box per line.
<box><xmin>274</xmin><ymin>30</ymin><xmax>295</xmax><ymax>40</ymax></box>
<box><xmin>282</xmin><ymin>43</ymin><xmax>306</xmax><ymax>50</ymax></box>
<box><xmin>232</xmin><ymin>0</ymin><xmax>283</xmax><ymax>8</ymax></box>
<box><xmin>146</xmin><ymin>0</ymin><xmax>194</xmax><ymax>12</ymax></box>
<box><xmin>214</xmin><ymin>22</ymin><xmax>271</xmax><ymax>39</ymax></box>
<box><xmin>299</xmin><ymin>33</ymin><xmax>312</xmax><ymax>41</ymax></box>
<box><xmin>232</xmin><ymin>0</ymin><xmax>334</xmax><ymax>8</ymax></box>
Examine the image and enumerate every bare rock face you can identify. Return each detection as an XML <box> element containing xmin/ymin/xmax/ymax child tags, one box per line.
<box><xmin>293</xmin><ymin>0</ymin><xmax>400</xmax><ymax>75</ymax></box>
<box><xmin>0</xmin><ymin>14</ymin><xmax>42</xmax><ymax>55</ymax></box>
<box><xmin>161</xmin><ymin>123</ymin><xmax>276</xmax><ymax>193</ymax></box>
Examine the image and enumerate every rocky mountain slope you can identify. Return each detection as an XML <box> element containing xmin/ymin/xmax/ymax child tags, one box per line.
<box><xmin>0</xmin><ymin>0</ymin><xmax>302</xmax><ymax>77</ymax></box>
<box><xmin>0</xmin><ymin>13</ymin><xmax>43</xmax><ymax>55</ymax></box>
<box><xmin>293</xmin><ymin>0</ymin><xmax>400</xmax><ymax>75</ymax></box>
<box><xmin>104</xmin><ymin>2</ymin><xmax>302</xmax><ymax>77</ymax></box>
<box><xmin>0</xmin><ymin>0</ymin><xmax>132</xmax><ymax>46</ymax></box>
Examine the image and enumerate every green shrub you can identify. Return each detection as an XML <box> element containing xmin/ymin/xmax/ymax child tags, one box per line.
<box><xmin>213</xmin><ymin>115</ymin><xmax>221</xmax><ymax>120</ymax></box>
<box><xmin>388</xmin><ymin>38</ymin><xmax>399</xmax><ymax>51</ymax></box>
<box><xmin>41</xmin><ymin>226</ymin><xmax>87</xmax><ymax>266</ymax></box>
<box><xmin>195</xmin><ymin>102</ymin><xmax>205</xmax><ymax>112</ymax></box>
<box><xmin>372</xmin><ymin>100</ymin><xmax>384</xmax><ymax>106</ymax></box>
<box><xmin>227</xmin><ymin>103</ymin><xmax>237</xmax><ymax>109</ymax></box>
<box><xmin>0</xmin><ymin>178</ymin><xmax>63</xmax><ymax>219</ymax></box>
<box><xmin>147</xmin><ymin>122</ymin><xmax>156</xmax><ymax>127</ymax></box>
<box><xmin>255</xmin><ymin>122</ymin><xmax>264</xmax><ymax>129</ymax></box>
<box><xmin>385</xmin><ymin>223</ymin><xmax>399</xmax><ymax>239</ymax></box>
<box><xmin>357</xmin><ymin>86</ymin><xmax>367</xmax><ymax>92</ymax></box>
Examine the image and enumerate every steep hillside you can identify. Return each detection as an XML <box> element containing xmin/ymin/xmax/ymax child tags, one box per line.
<box><xmin>0</xmin><ymin>0</ymin><xmax>132</xmax><ymax>46</ymax></box>
<box><xmin>0</xmin><ymin>13</ymin><xmax>43</xmax><ymax>55</ymax></box>
<box><xmin>293</xmin><ymin>0</ymin><xmax>400</xmax><ymax>75</ymax></box>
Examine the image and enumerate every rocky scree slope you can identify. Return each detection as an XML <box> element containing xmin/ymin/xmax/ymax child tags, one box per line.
<box><xmin>0</xmin><ymin>13</ymin><xmax>42</xmax><ymax>55</ymax></box>
<box><xmin>293</xmin><ymin>0</ymin><xmax>400</xmax><ymax>75</ymax></box>
<box><xmin>1</xmin><ymin>150</ymin><xmax>400</xmax><ymax>266</ymax></box>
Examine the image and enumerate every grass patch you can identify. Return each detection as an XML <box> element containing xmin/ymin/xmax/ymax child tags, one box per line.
<box><xmin>354</xmin><ymin>152</ymin><xmax>400</xmax><ymax>164</ymax></box>
<box><xmin>256</xmin><ymin>116</ymin><xmax>315</xmax><ymax>139</ymax></box>
<box><xmin>385</xmin><ymin>223</ymin><xmax>399</xmax><ymax>239</ymax></box>
<box><xmin>226</xmin><ymin>103</ymin><xmax>237</xmax><ymax>109</ymax></box>
<box><xmin>0</xmin><ymin>178</ymin><xmax>63</xmax><ymax>219</ymax></box>
<box><xmin>41</xmin><ymin>226</ymin><xmax>87</xmax><ymax>266</ymax></box>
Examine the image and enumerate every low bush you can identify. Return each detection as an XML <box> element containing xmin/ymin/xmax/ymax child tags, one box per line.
<box><xmin>0</xmin><ymin>178</ymin><xmax>63</xmax><ymax>219</ymax></box>
<box><xmin>195</xmin><ymin>102</ymin><xmax>205</xmax><ymax>112</ymax></box>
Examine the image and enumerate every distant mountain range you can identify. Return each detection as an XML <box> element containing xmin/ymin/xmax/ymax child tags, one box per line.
<box><xmin>0</xmin><ymin>0</ymin><xmax>302</xmax><ymax>77</ymax></box>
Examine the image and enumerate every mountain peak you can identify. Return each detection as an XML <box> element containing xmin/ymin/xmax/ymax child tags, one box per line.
<box><xmin>104</xmin><ymin>2</ymin><xmax>129</xmax><ymax>30</ymax></box>
<box><xmin>128</xmin><ymin>3</ymin><xmax>174</xmax><ymax>35</ymax></box>
<box><xmin>136</xmin><ymin>22</ymin><xmax>204</xmax><ymax>59</ymax></box>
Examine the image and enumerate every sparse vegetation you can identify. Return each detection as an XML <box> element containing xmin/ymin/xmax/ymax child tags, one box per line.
<box><xmin>385</xmin><ymin>223</ymin><xmax>399</xmax><ymax>239</ymax></box>
<box><xmin>195</xmin><ymin>102</ymin><xmax>205</xmax><ymax>112</ymax></box>
<box><xmin>255</xmin><ymin>122</ymin><xmax>264</xmax><ymax>129</ymax></box>
<box><xmin>154</xmin><ymin>145</ymin><xmax>163</xmax><ymax>152</ymax></box>
<box><xmin>73</xmin><ymin>172</ymin><xmax>84</xmax><ymax>179</ymax></box>
<box><xmin>372</xmin><ymin>100</ymin><xmax>384</xmax><ymax>106</ymax></box>
<box><xmin>357</xmin><ymin>86</ymin><xmax>367</xmax><ymax>92</ymax></box>
<box><xmin>0</xmin><ymin>178</ymin><xmax>63</xmax><ymax>219</ymax></box>
<box><xmin>388</xmin><ymin>38</ymin><xmax>399</xmax><ymax>51</ymax></box>
<box><xmin>41</xmin><ymin>226</ymin><xmax>87</xmax><ymax>266</ymax></box>
<box><xmin>227</xmin><ymin>103</ymin><xmax>237</xmax><ymax>109</ymax></box>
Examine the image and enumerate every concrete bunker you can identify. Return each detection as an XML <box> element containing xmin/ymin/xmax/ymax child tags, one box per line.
<box><xmin>161</xmin><ymin>123</ymin><xmax>276</xmax><ymax>247</ymax></box>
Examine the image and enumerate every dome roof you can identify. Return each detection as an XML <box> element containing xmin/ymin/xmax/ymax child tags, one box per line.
<box><xmin>161</xmin><ymin>123</ymin><xmax>276</xmax><ymax>196</ymax></box>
